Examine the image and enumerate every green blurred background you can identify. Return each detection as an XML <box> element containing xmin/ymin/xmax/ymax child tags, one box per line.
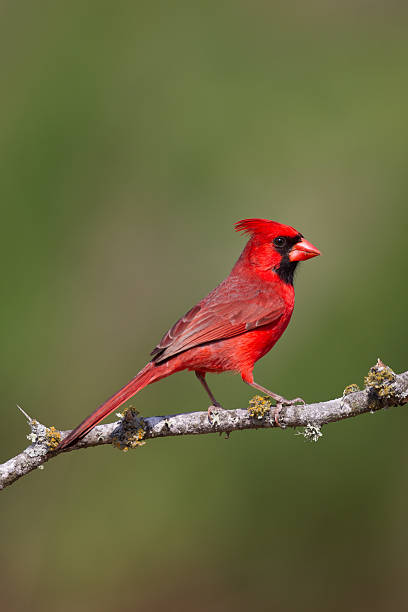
<box><xmin>1</xmin><ymin>1</ymin><xmax>407</xmax><ymax>610</ymax></box>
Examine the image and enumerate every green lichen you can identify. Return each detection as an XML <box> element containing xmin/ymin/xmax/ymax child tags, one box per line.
<box><xmin>364</xmin><ymin>360</ymin><xmax>396</xmax><ymax>399</ymax></box>
<box><xmin>363</xmin><ymin>359</ymin><xmax>402</xmax><ymax>413</ymax></box>
<box><xmin>112</xmin><ymin>407</ymin><xmax>147</xmax><ymax>451</ymax></box>
<box><xmin>342</xmin><ymin>383</ymin><xmax>360</xmax><ymax>397</ymax></box>
<box><xmin>248</xmin><ymin>395</ymin><xmax>272</xmax><ymax>420</ymax></box>
<box><xmin>299</xmin><ymin>423</ymin><xmax>323</xmax><ymax>442</ymax></box>
<box><xmin>26</xmin><ymin>419</ymin><xmax>61</xmax><ymax>452</ymax></box>
<box><xmin>45</xmin><ymin>426</ymin><xmax>61</xmax><ymax>450</ymax></box>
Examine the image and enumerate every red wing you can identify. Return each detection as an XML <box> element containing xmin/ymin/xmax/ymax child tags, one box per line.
<box><xmin>151</xmin><ymin>278</ymin><xmax>285</xmax><ymax>364</ymax></box>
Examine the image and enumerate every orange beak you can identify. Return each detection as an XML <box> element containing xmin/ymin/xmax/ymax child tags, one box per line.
<box><xmin>289</xmin><ymin>238</ymin><xmax>321</xmax><ymax>262</ymax></box>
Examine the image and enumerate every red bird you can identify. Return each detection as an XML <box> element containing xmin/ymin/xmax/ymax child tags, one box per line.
<box><xmin>58</xmin><ymin>219</ymin><xmax>320</xmax><ymax>449</ymax></box>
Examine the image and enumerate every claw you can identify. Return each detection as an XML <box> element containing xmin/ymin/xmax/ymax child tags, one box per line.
<box><xmin>270</xmin><ymin>395</ymin><xmax>305</xmax><ymax>407</ymax></box>
<box><xmin>272</xmin><ymin>404</ymin><xmax>283</xmax><ymax>427</ymax></box>
<box><xmin>285</xmin><ymin>397</ymin><xmax>305</xmax><ymax>406</ymax></box>
<box><xmin>272</xmin><ymin>397</ymin><xmax>305</xmax><ymax>428</ymax></box>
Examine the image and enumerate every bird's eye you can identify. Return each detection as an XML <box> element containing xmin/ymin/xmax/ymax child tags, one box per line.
<box><xmin>273</xmin><ymin>236</ymin><xmax>287</xmax><ymax>248</ymax></box>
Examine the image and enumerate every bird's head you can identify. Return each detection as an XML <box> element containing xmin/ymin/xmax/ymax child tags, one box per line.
<box><xmin>235</xmin><ymin>218</ymin><xmax>320</xmax><ymax>285</ymax></box>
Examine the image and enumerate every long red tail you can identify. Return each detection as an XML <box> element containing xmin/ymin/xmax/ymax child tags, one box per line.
<box><xmin>58</xmin><ymin>361</ymin><xmax>161</xmax><ymax>450</ymax></box>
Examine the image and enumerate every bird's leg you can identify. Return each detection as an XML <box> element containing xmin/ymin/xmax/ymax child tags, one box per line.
<box><xmin>195</xmin><ymin>371</ymin><xmax>222</xmax><ymax>407</ymax></box>
<box><xmin>195</xmin><ymin>371</ymin><xmax>224</xmax><ymax>423</ymax></box>
<box><xmin>245</xmin><ymin>379</ymin><xmax>305</xmax><ymax>427</ymax></box>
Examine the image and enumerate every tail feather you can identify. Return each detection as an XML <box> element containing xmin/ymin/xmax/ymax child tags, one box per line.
<box><xmin>58</xmin><ymin>362</ymin><xmax>158</xmax><ymax>450</ymax></box>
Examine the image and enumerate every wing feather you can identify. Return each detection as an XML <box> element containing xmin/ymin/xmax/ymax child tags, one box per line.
<box><xmin>151</xmin><ymin>277</ymin><xmax>285</xmax><ymax>364</ymax></box>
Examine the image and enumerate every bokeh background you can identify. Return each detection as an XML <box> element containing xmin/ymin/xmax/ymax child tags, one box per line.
<box><xmin>1</xmin><ymin>1</ymin><xmax>408</xmax><ymax>610</ymax></box>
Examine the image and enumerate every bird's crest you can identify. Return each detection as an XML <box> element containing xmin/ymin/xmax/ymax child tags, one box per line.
<box><xmin>235</xmin><ymin>218</ymin><xmax>298</xmax><ymax>239</ymax></box>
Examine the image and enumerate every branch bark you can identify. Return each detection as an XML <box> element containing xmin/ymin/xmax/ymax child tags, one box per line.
<box><xmin>1</xmin><ymin>361</ymin><xmax>407</xmax><ymax>490</ymax></box>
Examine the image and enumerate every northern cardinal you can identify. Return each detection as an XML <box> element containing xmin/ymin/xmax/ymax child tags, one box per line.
<box><xmin>58</xmin><ymin>218</ymin><xmax>320</xmax><ymax>449</ymax></box>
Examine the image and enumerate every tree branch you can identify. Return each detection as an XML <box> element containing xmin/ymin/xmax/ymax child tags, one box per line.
<box><xmin>1</xmin><ymin>361</ymin><xmax>407</xmax><ymax>490</ymax></box>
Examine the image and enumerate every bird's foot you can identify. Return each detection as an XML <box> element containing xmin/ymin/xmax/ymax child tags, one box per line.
<box><xmin>272</xmin><ymin>396</ymin><xmax>305</xmax><ymax>428</ymax></box>
<box><xmin>270</xmin><ymin>393</ymin><xmax>305</xmax><ymax>407</ymax></box>
<box><xmin>271</xmin><ymin>404</ymin><xmax>284</xmax><ymax>427</ymax></box>
<box><xmin>207</xmin><ymin>402</ymin><xmax>226</xmax><ymax>425</ymax></box>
